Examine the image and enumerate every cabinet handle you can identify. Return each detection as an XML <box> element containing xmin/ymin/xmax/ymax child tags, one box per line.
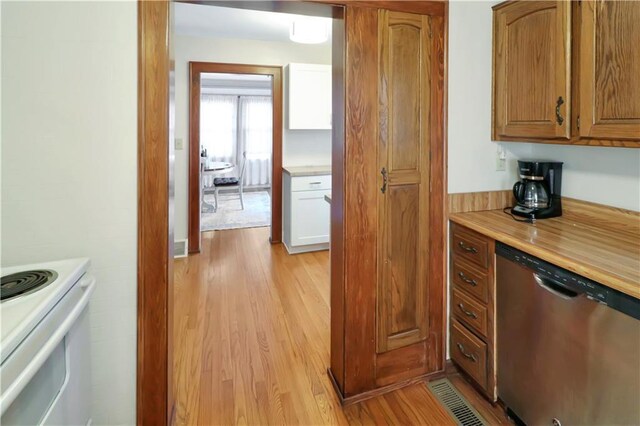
<box><xmin>380</xmin><ymin>167</ymin><xmax>388</xmax><ymax>194</ymax></box>
<box><xmin>457</xmin><ymin>303</ymin><xmax>478</xmax><ymax>319</ymax></box>
<box><xmin>456</xmin><ymin>343</ymin><xmax>477</xmax><ymax>362</ymax></box>
<box><xmin>555</xmin><ymin>96</ymin><xmax>565</xmax><ymax>126</ymax></box>
<box><xmin>457</xmin><ymin>272</ymin><xmax>477</xmax><ymax>286</ymax></box>
<box><xmin>458</xmin><ymin>241</ymin><xmax>478</xmax><ymax>254</ymax></box>
<box><xmin>309</xmin><ymin>182</ymin><xmax>322</xmax><ymax>185</ymax></box>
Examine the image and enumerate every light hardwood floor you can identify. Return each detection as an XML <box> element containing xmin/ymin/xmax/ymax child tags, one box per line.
<box><xmin>173</xmin><ymin>227</ymin><xmax>508</xmax><ymax>425</ymax></box>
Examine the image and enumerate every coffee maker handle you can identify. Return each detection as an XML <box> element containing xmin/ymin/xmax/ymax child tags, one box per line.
<box><xmin>513</xmin><ymin>181</ymin><xmax>523</xmax><ymax>203</ymax></box>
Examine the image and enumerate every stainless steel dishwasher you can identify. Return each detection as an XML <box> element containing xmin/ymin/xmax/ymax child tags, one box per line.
<box><xmin>496</xmin><ymin>242</ymin><xmax>640</xmax><ymax>426</ymax></box>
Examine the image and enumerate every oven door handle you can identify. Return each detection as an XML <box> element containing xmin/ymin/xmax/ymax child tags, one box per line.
<box><xmin>0</xmin><ymin>276</ymin><xmax>95</xmax><ymax>416</ymax></box>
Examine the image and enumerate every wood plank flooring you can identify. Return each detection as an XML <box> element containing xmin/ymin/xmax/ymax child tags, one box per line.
<box><xmin>173</xmin><ymin>227</ymin><xmax>507</xmax><ymax>425</ymax></box>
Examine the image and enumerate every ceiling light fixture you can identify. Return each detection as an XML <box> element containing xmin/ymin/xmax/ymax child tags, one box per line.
<box><xmin>289</xmin><ymin>18</ymin><xmax>329</xmax><ymax>44</ymax></box>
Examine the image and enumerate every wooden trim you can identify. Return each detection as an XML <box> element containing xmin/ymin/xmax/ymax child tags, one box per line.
<box><xmin>138</xmin><ymin>1</ymin><xmax>173</xmax><ymax>424</ymax></box>
<box><xmin>188</xmin><ymin>62</ymin><xmax>283</xmax><ymax>252</ymax></box>
<box><xmin>313</xmin><ymin>0</ymin><xmax>446</xmax><ymax>16</ymax></box>
<box><xmin>328</xmin><ymin>368</ymin><xmax>447</xmax><ymax>407</ymax></box>
<box><xmin>448</xmin><ymin>190</ymin><xmax>514</xmax><ymax>214</ymax></box>
<box><xmin>329</xmin><ymin>6</ymin><xmax>347</xmax><ymax>395</ymax></box>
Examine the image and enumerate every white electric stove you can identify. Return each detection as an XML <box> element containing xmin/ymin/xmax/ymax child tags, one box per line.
<box><xmin>0</xmin><ymin>258</ymin><xmax>94</xmax><ymax>425</ymax></box>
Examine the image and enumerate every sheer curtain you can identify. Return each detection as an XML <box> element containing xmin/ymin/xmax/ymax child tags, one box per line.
<box><xmin>200</xmin><ymin>94</ymin><xmax>238</xmax><ymax>163</ymax></box>
<box><xmin>199</xmin><ymin>94</ymin><xmax>272</xmax><ymax>187</ymax></box>
<box><xmin>239</xmin><ymin>96</ymin><xmax>272</xmax><ymax>187</ymax></box>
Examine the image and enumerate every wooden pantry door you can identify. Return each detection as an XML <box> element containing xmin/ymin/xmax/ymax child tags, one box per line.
<box><xmin>377</xmin><ymin>10</ymin><xmax>432</xmax><ymax>353</ymax></box>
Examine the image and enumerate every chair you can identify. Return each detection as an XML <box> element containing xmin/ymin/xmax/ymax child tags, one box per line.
<box><xmin>214</xmin><ymin>152</ymin><xmax>247</xmax><ymax>210</ymax></box>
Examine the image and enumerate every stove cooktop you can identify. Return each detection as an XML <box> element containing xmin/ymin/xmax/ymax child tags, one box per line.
<box><xmin>0</xmin><ymin>258</ymin><xmax>89</xmax><ymax>363</ymax></box>
<box><xmin>1</xmin><ymin>270</ymin><xmax>59</xmax><ymax>301</ymax></box>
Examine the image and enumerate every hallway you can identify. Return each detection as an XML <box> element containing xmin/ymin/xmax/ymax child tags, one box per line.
<box><xmin>173</xmin><ymin>227</ymin><xmax>504</xmax><ymax>425</ymax></box>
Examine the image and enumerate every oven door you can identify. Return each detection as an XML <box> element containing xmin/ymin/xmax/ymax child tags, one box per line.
<box><xmin>1</xmin><ymin>275</ymin><xmax>95</xmax><ymax>425</ymax></box>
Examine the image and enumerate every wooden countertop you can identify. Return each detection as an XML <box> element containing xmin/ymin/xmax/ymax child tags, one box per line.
<box><xmin>450</xmin><ymin>199</ymin><xmax>640</xmax><ymax>300</ymax></box>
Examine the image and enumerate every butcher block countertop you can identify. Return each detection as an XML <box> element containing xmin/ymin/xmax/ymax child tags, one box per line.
<box><xmin>449</xmin><ymin>198</ymin><xmax>640</xmax><ymax>300</ymax></box>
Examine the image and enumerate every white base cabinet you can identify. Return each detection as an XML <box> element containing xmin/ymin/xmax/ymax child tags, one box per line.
<box><xmin>283</xmin><ymin>172</ymin><xmax>331</xmax><ymax>254</ymax></box>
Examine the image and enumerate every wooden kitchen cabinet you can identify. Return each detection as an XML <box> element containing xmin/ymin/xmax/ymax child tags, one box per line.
<box><xmin>492</xmin><ymin>0</ymin><xmax>640</xmax><ymax>147</ymax></box>
<box><xmin>493</xmin><ymin>0</ymin><xmax>571</xmax><ymax>140</ymax></box>
<box><xmin>286</xmin><ymin>63</ymin><xmax>332</xmax><ymax>130</ymax></box>
<box><xmin>449</xmin><ymin>222</ymin><xmax>497</xmax><ymax>401</ymax></box>
<box><xmin>329</xmin><ymin>2</ymin><xmax>447</xmax><ymax>400</ymax></box>
<box><xmin>579</xmin><ymin>1</ymin><xmax>640</xmax><ymax>139</ymax></box>
<box><xmin>376</xmin><ymin>9</ymin><xmax>432</xmax><ymax>354</ymax></box>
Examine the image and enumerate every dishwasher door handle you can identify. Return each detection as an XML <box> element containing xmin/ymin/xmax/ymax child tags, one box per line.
<box><xmin>533</xmin><ymin>273</ymin><xmax>580</xmax><ymax>300</ymax></box>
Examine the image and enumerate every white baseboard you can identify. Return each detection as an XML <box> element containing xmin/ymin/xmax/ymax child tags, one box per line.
<box><xmin>283</xmin><ymin>241</ymin><xmax>329</xmax><ymax>254</ymax></box>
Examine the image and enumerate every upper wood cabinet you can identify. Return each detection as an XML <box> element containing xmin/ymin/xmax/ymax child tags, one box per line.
<box><xmin>579</xmin><ymin>1</ymin><xmax>640</xmax><ymax>139</ymax></box>
<box><xmin>493</xmin><ymin>1</ymin><xmax>571</xmax><ymax>140</ymax></box>
<box><xmin>492</xmin><ymin>0</ymin><xmax>640</xmax><ymax>147</ymax></box>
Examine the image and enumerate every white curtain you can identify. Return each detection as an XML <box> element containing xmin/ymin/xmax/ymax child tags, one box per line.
<box><xmin>200</xmin><ymin>94</ymin><xmax>272</xmax><ymax>187</ymax></box>
<box><xmin>239</xmin><ymin>96</ymin><xmax>272</xmax><ymax>187</ymax></box>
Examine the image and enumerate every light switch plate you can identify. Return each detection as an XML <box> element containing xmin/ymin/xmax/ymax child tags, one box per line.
<box><xmin>175</xmin><ymin>138</ymin><xmax>184</xmax><ymax>150</ymax></box>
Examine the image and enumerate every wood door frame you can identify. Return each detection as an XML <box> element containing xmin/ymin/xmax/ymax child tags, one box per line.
<box><xmin>188</xmin><ymin>62</ymin><xmax>283</xmax><ymax>253</ymax></box>
<box><xmin>138</xmin><ymin>1</ymin><xmax>173</xmax><ymax>424</ymax></box>
<box><xmin>138</xmin><ymin>1</ymin><xmax>447</xmax><ymax>424</ymax></box>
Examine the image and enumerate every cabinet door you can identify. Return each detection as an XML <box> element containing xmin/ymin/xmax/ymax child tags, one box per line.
<box><xmin>291</xmin><ymin>189</ymin><xmax>330</xmax><ymax>246</ymax></box>
<box><xmin>288</xmin><ymin>64</ymin><xmax>332</xmax><ymax>130</ymax></box>
<box><xmin>493</xmin><ymin>1</ymin><xmax>571</xmax><ymax>139</ymax></box>
<box><xmin>579</xmin><ymin>1</ymin><xmax>640</xmax><ymax>140</ymax></box>
<box><xmin>377</xmin><ymin>10</ymin><xmax>431</xmax><ymax>353</ymax></box>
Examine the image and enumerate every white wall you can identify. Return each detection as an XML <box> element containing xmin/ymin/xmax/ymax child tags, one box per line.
<box><xmin>174</xmin><ymin>34</ymin><xmax>331</xmax><ymax>241</ymax></box>
<box><xmin>448</xmin><ymin>1</ymin><xmax>532</xmax><ymax>194</ymax></box>
<box><xmin>1</xmin><ymin>2</ymin><xmax>137</xmax><ymax>424</ymax></box>
<box><xmin>448</xmin><ymin>1</ymin><xmax>640</xmax><ymax>212</ymax></box>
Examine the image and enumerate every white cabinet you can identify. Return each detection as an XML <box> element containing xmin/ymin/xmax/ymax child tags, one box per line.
<box><xmin>286</xmin><ymin>63</ymin><xmax>332</xmax><ymax>130</ymax></box>
<box><xmin>283</xmin><ymin>172</ymin><xmax>331</xmax><ymax>254</ymax></box>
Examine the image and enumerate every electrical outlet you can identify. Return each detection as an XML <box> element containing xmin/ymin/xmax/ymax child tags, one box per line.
<box><xmin>175</xmin><ymin>138</ymin><xmax>184</xmax><ymax>150</ymax></box>
<box><xmin>496</xmin><ymin>144</ymin><xmax>506</xmax><ymax>171</ymax></box>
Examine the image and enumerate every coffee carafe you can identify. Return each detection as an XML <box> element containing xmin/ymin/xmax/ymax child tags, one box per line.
<box><xmin>511</xmin><ymin>160</ymin><xmax>563</xmax><ymax>220</ymax></box>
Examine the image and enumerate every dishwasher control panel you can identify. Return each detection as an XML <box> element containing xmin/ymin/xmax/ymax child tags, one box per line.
<box><xmin>496</xmin><ymin>242</ymin><xmax>640</xmax><ymax>320</ymax></box>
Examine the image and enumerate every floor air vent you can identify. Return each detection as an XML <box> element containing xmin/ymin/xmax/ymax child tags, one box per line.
<box><xmin>428</xmin><ymin>379</ymin><xmax>487</xmax><ymax>426</ymax></box>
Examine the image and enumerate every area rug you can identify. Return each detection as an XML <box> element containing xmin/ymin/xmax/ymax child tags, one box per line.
<box><xmin>201</xmin><ymin>190</ymin><xmax>271</xmax><ymax>231</ymax></box>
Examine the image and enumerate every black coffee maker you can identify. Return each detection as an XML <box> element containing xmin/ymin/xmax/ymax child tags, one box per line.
<box><xmin>512</xmin><ymin>160</ymin><xmax>563</xmax><ymax>220</ymax></box>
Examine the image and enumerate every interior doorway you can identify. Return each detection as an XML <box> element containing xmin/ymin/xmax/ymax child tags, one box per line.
<box><xmin>188</xmin><ymin>63</ymin><xmax>283</xmax><ymax>253</ymax></box>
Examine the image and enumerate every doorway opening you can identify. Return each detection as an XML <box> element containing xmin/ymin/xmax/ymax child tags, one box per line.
<box><xmin>187</xmin><ymin>62</ymin><xmax>283</xmax><ymax>253</ymax></box>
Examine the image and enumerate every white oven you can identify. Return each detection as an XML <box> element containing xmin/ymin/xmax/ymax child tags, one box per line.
<box><xmin>1</xmin><ymin>259</ymin><xmax>94</xmax><ymax>426</ymax></box>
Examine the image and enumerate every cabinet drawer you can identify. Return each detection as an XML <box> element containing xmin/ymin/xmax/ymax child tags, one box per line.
<box><xmin>451</xmin><ymin>258</ymin><xmax>489</xmax><ymax>303</ymax></box>
<box><xmin>451</xmin><ymin>319</ymin><xmax>487</xmax><ymax>389</ymax></box>
<box><xmin>452</xmin><ymin>288</ymin><xmax>488</xmax><ymax>338</ymax></box>
<box><xmin>451</xmin><ymin>224</ymin><xmax>490</xmax><ymax>269</ymax></box>
<box><xmin>291</xmin><ymin>174</ymin><xmax>331</xmax><ymax>191</ymax></box>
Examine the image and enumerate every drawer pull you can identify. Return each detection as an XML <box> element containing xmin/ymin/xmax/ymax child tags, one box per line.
<box><xmin>458</xmin><ymin>241</ymin><xmax>478</xmax><ymax>253</ymax></box>
<box><xmin>456</xmin><ymin>343</ymin><xmax>477</xmax><ymax>362</ymax></box>
<box><xmin>457</xmin><ymin>272</ymin><xmax>477</xmax><ymax>286</ymax></box>
<box><xmin>309</xmin><ymin>181</ymin><xmax>322</xmax><ymax>185</ymax></box>
<box><xmin>457</xmin><ymin>303</ymin><xmax>478</xmax><ymax>319</ymax></box>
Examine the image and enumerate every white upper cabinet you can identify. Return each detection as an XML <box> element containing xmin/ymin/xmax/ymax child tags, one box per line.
<box><xmin>286</xmin><ymin>63</ymin><xmax>332</xmax><ymax>130</ymax></box>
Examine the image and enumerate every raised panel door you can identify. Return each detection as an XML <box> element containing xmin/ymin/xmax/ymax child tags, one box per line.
<box><xmin>579</xmin><ymin>0</ymin><xmax>640</xmax><ymax>139</ymax></box>
<box><xmin>493</xmin><ymin>1</ymin><xmax>571</xmax><ymax>139</ymax></box>
<box><xmin>377</xmin><ymin>10</ymin><xmax>431</xmax><ymax>353</ymax></box>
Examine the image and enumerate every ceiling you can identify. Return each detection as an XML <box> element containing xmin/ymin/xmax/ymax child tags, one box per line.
<box><xmin>174</xmin><ymin>3</ymin><xmax>332</xmax><ymax>45</ymax></box>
